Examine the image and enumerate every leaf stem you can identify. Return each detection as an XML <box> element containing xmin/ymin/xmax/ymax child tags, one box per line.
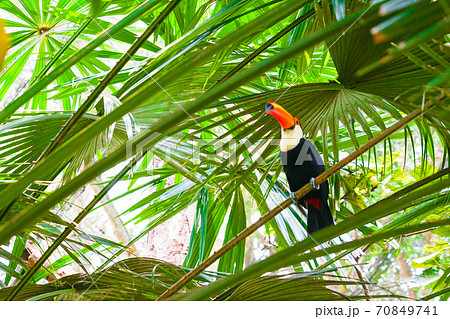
<box><xmin>36</xmin><ymin>0</ymin><xmax>182</xmax><ymax>162</ymax></box>
<box><xmin>212</xmin><ymin>8</ymin><xmax>315</xmax><ymax>87</ymax></box>
<box><xmin>156</xmin><ymin>93</ymin><xmax>447</xmax><ymax>300</ymax></box>
<box><xmin>5</xmin><ymin>151</ymin><xmax>147</xmax><ymax>301</ymax></box>
<box><xmin>30</xmin><ymin>18</ymin><xmax>93</xmax><ymax>85</ymax></box>
<box><xmin>0</xmin><ymin>0</ymin><xmax>162</xmax><ymax>124</ymax></box>
<box><xmin>4</xmin><ymin>0</ymin><xmax>183</xmax><ymax>300</ymax></box>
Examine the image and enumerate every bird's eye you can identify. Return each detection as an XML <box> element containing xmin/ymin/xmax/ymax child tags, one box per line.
<box><xmin>295</xmin><ymin>119</ymin><xmax>299</xmax><ymax>125</ymax></box>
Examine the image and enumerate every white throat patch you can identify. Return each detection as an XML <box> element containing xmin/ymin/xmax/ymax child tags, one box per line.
<box><xmin>280</xmin><ymin>125</ymin><xmax>303</xmax><ymax>152</ymax></box>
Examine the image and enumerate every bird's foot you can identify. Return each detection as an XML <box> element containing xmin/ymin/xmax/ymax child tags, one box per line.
<box><xmin>290</xmin><ymin>192</ymin><xmax>297</xmax><ymax>203</ymax></box>
<box><xmin>310</xmin><ymin>177</ymin><xmax>320</xmax><ymax>190</ymax></box>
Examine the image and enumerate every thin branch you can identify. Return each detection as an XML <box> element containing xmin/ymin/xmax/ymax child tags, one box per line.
<box><xmin>6</xmin><ymin>151</ymin><xmax>147</xmax><ymax>300</ymax></box>
<box><xmin>156</xmin><ymin>93</ymin><xmax>447</xmax><ymax>300</ymax></box>
<box><xmin>5</xmin><ymin>1</ymin><xmax>183</xmax><ymax>300</ymax></box>
<box><xmin>0</xmin><ymin>0</ymin><xmax>177</xmax><ymax>220</ymax></box>
<box><xmin>0</xmin><ymin>0</ymin><xmax>161</xmax><ymax>124</ymax></box>
<box><xmin>354</xmin><ymin>264</ymin><xmax>371</xmax><ymax>299</ymax></box>
<box><xmin>36</xmin><ymin>0</ymin><xmax>182</xmax><ymax>162</ymax></box>
<box><xmin>211</xmin><ymin>8</ymin><xmax>315</xmax><ymax>88</ymax></box>
<box><xmin>31</xmin><ymin>18</ymin><xmax>93</xmax><ymax>84</ymax></box>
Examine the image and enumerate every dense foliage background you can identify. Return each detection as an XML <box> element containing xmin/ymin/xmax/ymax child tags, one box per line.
<box><xmin>0</xmin><ymin>0</ymin><xmax>449</xmax><ymax>301</ymax></box>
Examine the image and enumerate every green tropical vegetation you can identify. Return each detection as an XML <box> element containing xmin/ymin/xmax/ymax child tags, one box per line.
<box><xmin>0</xmin><ymin>0</ymin><xmax>449</xmax><ymax>301</ymax></box>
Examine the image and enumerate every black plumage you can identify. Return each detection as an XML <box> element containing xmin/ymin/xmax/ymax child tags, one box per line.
<box><xmin>281</xmin><ymin>138</ymin><xmax>334</xmax><ymax>234</ymax></box>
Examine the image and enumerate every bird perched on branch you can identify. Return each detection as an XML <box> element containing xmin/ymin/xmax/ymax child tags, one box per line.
<box><xmin>266</xmin><ymin>101</ymin><xmax>334</xmax><ymax>234</ymax></box>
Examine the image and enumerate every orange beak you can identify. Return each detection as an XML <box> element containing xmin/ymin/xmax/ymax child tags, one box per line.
<box><xmin>265</xmin><ymin>101</ymin><xmax>297</xmax><ymax>129</ymax></box>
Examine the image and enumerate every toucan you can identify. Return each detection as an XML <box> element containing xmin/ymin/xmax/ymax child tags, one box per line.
<box><xmin>265</xmin><ymin>101</ymin><xmax>334</xmax><ymax>234</ymax></box>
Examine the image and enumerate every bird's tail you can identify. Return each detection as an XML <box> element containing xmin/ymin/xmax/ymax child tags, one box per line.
<box><xmin>306</xmin><ymin>199</ymin><xmax>334</xmax><ymax>235</ymax></box>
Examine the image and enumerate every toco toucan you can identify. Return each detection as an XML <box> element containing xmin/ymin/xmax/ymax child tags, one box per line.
<box><xmin>266</xmin><ymin>101</ymin><xmax>334</xmax><ymax>234</ymax></box>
